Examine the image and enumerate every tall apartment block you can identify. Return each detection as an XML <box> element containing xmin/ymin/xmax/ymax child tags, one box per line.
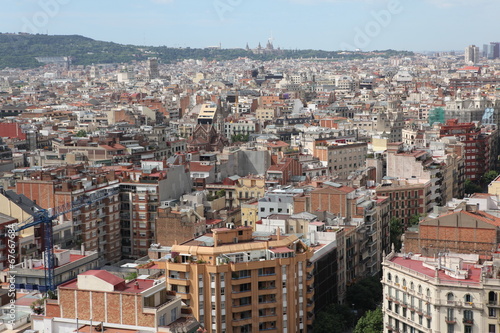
<box><xmin>147</xmin><ymin>57</ymin><xmax>160</xmax><ymax>80</ymax></box>
<box><xmin>15</xmin><ymin>165</ymin><xmax>121</xmax><ymax>264</ymax></box>
<box><xmin>115</xmin><ymin>161</ymin><xmax>192</xmax><ymax>258</ymax></box>
<box><xmin>465</xmin><ymin>45</ymin><xmax>480</xmax><ymax>64</ymax></box>
<box><xmin>160</xmin><ymin>227</ymin><xmax>315</xmax><ymax>333</ymax></box>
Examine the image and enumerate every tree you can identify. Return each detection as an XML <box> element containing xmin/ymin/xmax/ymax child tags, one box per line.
<box><xmin>346</xmin><ymin>276</ymin><xmax>382</xmax><ymax>313</ymax></box>
<box><xmin>390</xmin><ymin>217</ymin><xmax>403</xmax><ymax>252</ymax></box>
<box><xmin>465</xmin><ymin>179</ymin><xmax>482</xmax><ymax>195</ymax></box>
<box><xmin>75</xmin><ymin>129</ymin><xmax>87</xmax><ymax>137</ymax></box>
<box><xmin>353</xmin><ymin>308</ymin><xmax>383</xmax><ymax>333</ymax></box>
<box><xmin>482</xmin><ymin>170</ymin><xmax>499</xmax><ymax>185</ymax></box>
<box><xmin>313</xmin><ymin>304</ymin><xmax>355</xmax><ymax>333</ymax></box>
<box><xmin>408</xmin><ymin>214</ymin><xmax>421</xmax><ymax>227</ymax></box>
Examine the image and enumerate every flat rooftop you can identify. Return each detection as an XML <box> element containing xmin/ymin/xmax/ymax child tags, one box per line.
<box><xmin>61</xmin><ymin>279</ymin><xmax>155</xmax><ymax>294</ymax></box>
<box><xmin>390</xmin><ymin>256</ymin><xmax>481</xmax><ymax>284</ymax></box>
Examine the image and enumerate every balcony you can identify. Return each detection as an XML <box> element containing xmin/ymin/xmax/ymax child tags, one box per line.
<box><xmin>463</xmin><ymin>316</ymin><xmax>474</xmax><ymax>325</ymax></box>
<box><xmin>445</xmin><ymin>317</ymin><xmax>456</xmax><ymax>324</ymax></box>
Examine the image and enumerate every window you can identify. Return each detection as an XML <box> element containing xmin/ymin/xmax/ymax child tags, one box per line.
<box><xmin>171</xmin><ymin>308</ymin><xmax>177</xmax><ymax>322</ymax></box>
<box><xmin>489</xmin><ymin>307</ymin><xmax>496</xmax><ymax>318</ymax></box>
<box><xmin>447</xmin><ymin>292</ymin><xmax>454</xmax><ymax>303</ymax></box>
<box><xmin>447</xmin><ymin>324</ymin><xmax>454</xmax><ymax>333</ymax></box>
<box><xmin>464</xmin><ymin>294</ymin><xmax>473</xmax><ymax>303</ymax></box>
<box><xmin>489</xmin><ymin>324</ymin><xmax>496</xmax><ymax>333</ymax></box>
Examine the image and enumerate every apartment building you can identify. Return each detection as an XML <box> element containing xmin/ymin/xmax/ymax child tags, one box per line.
<box><xmin>34</xmin><ymin>270</ymin><xmax>199</xmax><ymax>333</ymax></box>
<box><xmin>382</xmin><ymin>251</ymin><xmax>500</xmax><ymax>333</ymax></box>
<box><xmin>386</xmin><ymin>143</ymin><xmax>458</xmax><ymax>211</ymax></box>
<box><xmin>160</xmin><ymin>227</ymin><xmax>315</xmax><ymax>333</ymax></box>
<box><xmin>15</xmin><ymin>165</ymin><xmax>122</xmax><ymax>264</ymax></box>
<box><xmin>375</xmin><ymin>179</ymin><xmax>432</xmax><ymax>226</ymax></box>
<box><xmin>313</xmin><ymin>141</ymin><xmax>368</xmax><ymax>179</ymax></box>
<box><xmin>258</xmin><ymin>187</ymin><xmax>303</xmax><ymax>219</ymax></box>
<box><xmin>439</xmin><ymin>119</ymin><xmax>497</xmax><ymax>181</ymax></box>
<box><xmin>116</xmin><ymin>161</ymin><xmax>192</xmax><ymax>258</ymax></box>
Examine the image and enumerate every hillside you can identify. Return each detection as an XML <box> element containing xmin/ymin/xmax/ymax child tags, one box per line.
<box><xmin>0</xmin><ymin>33</ymin><xmax>414</xmax><ymax>69</ymax></box>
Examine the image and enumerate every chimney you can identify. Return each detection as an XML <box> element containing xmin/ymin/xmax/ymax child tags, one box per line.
<box><xmin>81</xmin><ymin>244</ymin><xmax>85</xmax><ymax>255</ymax></box>
<box><xmin>134</xmin><ymin>281</ymin><xmax>140</xmax><ymax>290</ymax></box>
<box><xmin>276</xmin><ymin>228</ymin><xmax>281</xmax><ymax>241</ymax></box>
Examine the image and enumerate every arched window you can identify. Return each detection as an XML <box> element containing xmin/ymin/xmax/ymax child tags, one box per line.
<box><xmin>464</xmin><ymin>294</ymin><xmax>473</xmax><ymax>303</ymax></box>
<box><xmin>418</xmin><ymin>285</ymin><xmax>422</xmax><ymax>294</ymax></box>
<box><xmin>489</xmin><ymin>291</ymin><xmax>497</xmax><ymax>305</ymax></box>
<box><xmin>403</xmin><ymin>279</ymin><xmax>407</xmax><ymax>287</ymax></box>
<box><xmin>395</xmin><ymin>276</ymin><xmax>399</xmax><ymax>284</ymax></box>
<box><xmin>387</xmin><ymin>273</ymin><xmax>392</xmax><ymax>281</ymax></box>
<box><xmin>410</xmin><ymin>282</ymin><xmax>414</xmax><ymax>290</ymax></box>
<box><xmin>447</xmin><ymin>292</ymin><xmax>454</xmax><ymax>304</ymax></box>
<box><xmin>426</xmin><ymin>288</ymin><xmax>430</xmax><ymax>297</ymax></box>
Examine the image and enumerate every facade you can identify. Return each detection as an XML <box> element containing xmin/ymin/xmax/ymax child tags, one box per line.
<box><xmin>117</xmin><ymin>162</ymin><xmax>192</xmax><ymax>258</ymax></box>
<box><xmin>313</xmin><ymin>142</ymin><xmax>368</xmax><ymax>179</ymax></box>
<box><xmin>465</xmin><ymin>44</ymin><xmax>480</xmax><ymax>63</ymax></box>
<box><xmin>15</xmin><ymin>166</ymin><xmax>122</xmax><ymax>264</ymax></box>
<box><xmin>375</xmin><ymin>179</ymin><xmax>431</xmax><ymax>226</ymax></box>
<box><xmin>439</xmin><ymin>119</ymin><xmax>495</xmax><ymax>181</ymax></box>
<box><xmin>160</xmin><ymin>227</ymin><xmax>315</xmax><ymax>333</ymax></box>
<box><xmin>36</xmin><ymin>270</ymin><xmax>199</xmax><ymax>333</ymax></box>
<box><xmin>404</xmin><ymin>204</ymin><xmax>500</xmax><ymax>258</ymax></box>
<box><xmin>258</xmin><ymin>188</ymin><xmax>303</xmax><ymax>219</ymax></box>
<box><xmin>383</xmin><ymin>251</ymin><xmax>500</xmax><ymax>333</ymax></box>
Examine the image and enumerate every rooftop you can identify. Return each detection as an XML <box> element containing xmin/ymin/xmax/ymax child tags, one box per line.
<box><xmin>389</xmin><ymin>255</ymin><xmax>482</xmax><ymax>284</ymax></box>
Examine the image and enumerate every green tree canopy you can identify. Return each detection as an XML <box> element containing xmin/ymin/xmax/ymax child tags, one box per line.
<box><xmin>482</xmin><ymin>170</ymin><xmax>499</xmax><ymax>185</ymax></box>
<box><xmin>75</xmin><ymin>130</ymin><xmax>87</xmax><ymax>137</ymax></box>
<box><xmin>465</xmin><ymin>179</ymin><xmax>482</xmax><ymax>195</ymax></box>
<box><xmin>353</xmin><ymin>308</ymin><xmax>383</xmax><ymax>333</ymax></box>
<box><xmin>346</xmin><ymin>276</ymin><xmax>382</xmax><ymax>313</ymax></box>
<box><xmin>390</xmin><ymin>217</ymin><xmax>403</xmax><ymax>252</ymax></box>
<box><xmin>313</xmin><ymin>304</ymin><xmax>355</xmax><ymax>333</ymax></box>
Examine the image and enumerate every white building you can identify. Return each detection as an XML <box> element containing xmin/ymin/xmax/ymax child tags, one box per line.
<box><xmin>383</xmin><ymin>251</ymin><xmax>500</xmax><ymax>333</ymax></box>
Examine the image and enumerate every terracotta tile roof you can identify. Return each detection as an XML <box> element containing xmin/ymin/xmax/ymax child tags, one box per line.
<box><xmin>80</xmin><ymin>270</ymin><xmax>124</xmax><ymax>286</ymax></box>
<box><xmin>189</xmin><ymin>162</ymin><xmax>214</xmax><ymax>172</ymax></box>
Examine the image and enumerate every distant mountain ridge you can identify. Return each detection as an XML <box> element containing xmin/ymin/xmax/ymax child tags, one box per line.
<box><xmin>0</xmin><ymin>33</ymin><xmax>414</xmax><ymax>70</ymax></box>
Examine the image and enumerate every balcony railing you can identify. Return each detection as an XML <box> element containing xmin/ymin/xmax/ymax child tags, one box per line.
<box><xmin>463</xmin><ymin>318</ymin><xmax>474</xmax><ymax>325</ymax></box>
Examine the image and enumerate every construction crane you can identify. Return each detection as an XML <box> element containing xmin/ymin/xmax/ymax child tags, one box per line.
<box><xmin>13</xmin><ymin>187</ymin><xmax>119</xmax><ymax>292</ymax></box>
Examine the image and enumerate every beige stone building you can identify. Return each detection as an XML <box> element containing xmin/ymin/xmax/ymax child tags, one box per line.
<box><xmin>159</xmin><ymin>227</ymin><xmax>315</xmax><ymax>333</ymax></box>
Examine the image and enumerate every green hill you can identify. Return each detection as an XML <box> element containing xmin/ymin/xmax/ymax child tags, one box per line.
<box><xmin>0</xmin><ymin>33</ymin><xmax>414</xmax><ymax>69</ymax></box>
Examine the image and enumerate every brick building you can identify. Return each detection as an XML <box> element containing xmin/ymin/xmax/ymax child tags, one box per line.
<box><xmin>404</xmin><ymin>204</ymin><xmax>500</xmax><ymax>257</ymax></box>
<box><xmin>439</xmin><ymin>119</ymin><xmax>496</xmax><ymax>181</ymax></box>
<box><xmin>34</xmin><ymin>270</ymin><xmax>199</xmax><ymax>333</ymax></box>
<box><xmin>155</xmin><ymin>206</ymin><xmax>206</xmax><ymax>247</ymax></box>
<box><xmin>15</xmin><ymin>165</ymin><xmax>121</xmax><ymax>264</ymax></box>
<box><xmin>375</xmin><ymin>179</ymin><xmax>432</xmax><ymax>226</ymax></box>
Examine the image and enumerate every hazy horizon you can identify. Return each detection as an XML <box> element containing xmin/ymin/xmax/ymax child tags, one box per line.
<box><xmin>1</xmin><ymin>0</ymin><xmax>498</xmax><ymax>53</ymax></box>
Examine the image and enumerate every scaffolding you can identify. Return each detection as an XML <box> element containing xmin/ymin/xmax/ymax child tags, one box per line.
<box><xmin>428</xmin><ymin>107</ymin><xmax>445</xmax><ymax>125</ymax></box>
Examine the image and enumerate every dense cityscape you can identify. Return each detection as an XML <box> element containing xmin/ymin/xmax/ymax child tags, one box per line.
<box><xmin>2</xmin><ymin>15</ymin><xmax>500</xmax><ymax>333</ymax></box>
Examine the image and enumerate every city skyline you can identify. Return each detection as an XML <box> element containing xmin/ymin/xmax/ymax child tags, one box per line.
<box><xmin>1</xmin><ymin>0</ymin><xmax>499</xmax><ymax>52</ymax></box>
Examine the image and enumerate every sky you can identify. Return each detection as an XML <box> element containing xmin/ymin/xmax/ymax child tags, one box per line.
<box><xmin>1</xmin><ymin>0</ymin><xmax>499</xmax><ymax>52</ymax></box>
